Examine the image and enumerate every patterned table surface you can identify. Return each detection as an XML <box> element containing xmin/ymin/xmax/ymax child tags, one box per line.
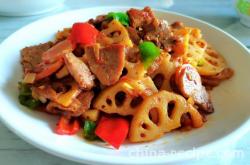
<box><xmin>0</xmin><ymin>0</ymin><xmax>249</xmax><ymax>164</ymax></box>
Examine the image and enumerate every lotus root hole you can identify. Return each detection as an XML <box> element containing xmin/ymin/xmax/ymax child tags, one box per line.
<box><xmin>130</xmin><ymin>96</ymin><xmax>143</xmax><ymax>108</ymax></box>
<box><xmin>140</xmin><ymin>133</ymin><xmax>146</xmax><ymax>138</ymax></box>
<box><xmin>167</xmin><ymin>101</ymin><xmax>176</xmax><ymax>118</ymax></box>
<box><xmin>196</xmin><ymin>41</ymin><xmax>206</xmax><ymax>48</ymax></box>
<box><xmin>141</xmin><ymin>123</ymin><xmax>150</xmax><ymax>130</ymax></box>
<box><xmin>149</xmin><ymin>108</ymin><xmax>160</xmax><ymax>125</ymax></box>
<box><xmin>115</xmin><ymin>91</ymin><xmax>126</xmax><ymax>107</ymax></box>
<box><xmin>153</xmin><ymin>73</ymin><xmax>164</xmax><ymax>90</ymax></box>
<box><xmin>180</xmin><ymin>113</ymin><xmax>192</xmax><ymax>127</ymax></box>
<box><xmin>121</xmin><ymin>67</ymin><xmax>128</xmax><ymax>76</ymax></box>
<box><xmin>106</xmin><ymin>98</ymin><xmax>112</xmax><ymax>106</ymax></box>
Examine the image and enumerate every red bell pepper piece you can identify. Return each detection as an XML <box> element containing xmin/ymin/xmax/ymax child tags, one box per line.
<box><xmin>95</xmin><ymin>116</ymin><xmax>129</xmax><ymax>149</ymax></box>
<box><xmin>55</xmin><ymin>116</ymin><xmax>80</xmax><ymax>135</ymax></box>
<box><xmin>69</xmin><ymin>22</ymin><xmax>99</xmax><ymax>48</ymax></box>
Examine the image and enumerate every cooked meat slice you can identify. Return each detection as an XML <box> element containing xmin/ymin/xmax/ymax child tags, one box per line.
<box><xmin>42</xmin><ymin>39</ymin><xmax>73</xmax><ymax>64</ymax></box>
<box><xmin>127</xmin><ymin>6</ymin><xmax>159</xmax><ymax>32</ymax></box>
<box><xmin>144</xmin><ymin>20</ymin><xmax>173</xmax><ymax>52</ymax></box>
<box><xmin>175</xmin><ymin>64</ymin><xmax>201</xmax><ymax>98</ymax></box>
<box><xmin>175</xmin><ymin>64</ymin><xmax>214</xmax><ymax>113</ymax></box>
<box><xmin>126</xmin><ymin>27</ymin><xmax>141</xmax><ymax>45</ymax></box>
<box><xmin>24</xmin><ymin>40</ymin><xmax>73</xmax><ymax>81</ymax></box>
<box><xmin>85</xmin><ymin>44</ymin><xmax>125</xmax><ymax>86</ymax></box>
<box><xmin>88</xmin><ymin>15</ymin><xmax>106</xmax><ymax>25</ymax></box>
<box><xmin>125</xmin><ymin>46</ymin><xmax>141</xmax><ymax>63</ymax></box>
<box><xmin>71</xmin><ymin>91</ymin><xmax>94</xmax><ymax>116</ymax></box>
<box><xmin>47</xmin><ymin>100</ymin><xmax>81</xmax><ymax>115</ymax></box>
<box><xmin>21</xmin><ymin>42</ymin><xmax>53</xmax><ymax>74</ymax></box>
<box><xmin>128</xmin><ymin>7</ymin><xmax>174</xmax><ymax>52</ymax></box>
<box><xmin>35</xmin><ymin>59</ymin><xmax>64</xmax><ymax>81</ymax></box>
<box><xmin>46</xmin><ymin>91</ymin><xmax>94</xmax><ymax>117</ymax></box>
<box><xmin>197</xmin><ymin>87</ymin><xmax>214</xmax><ymax>113</ymax></box>
<box><xmin>88</xmin><ymin>15</ymin><xmax>108</xmax><ymax>30</ymax></box>
<box><xmin>63</xmin><ymin>52</ymin><xmax>95</xmax><ymax>89</ymax></box>
<box><xmin>32</xmin><ymin>85</ymin><xmax>58</xmax><ymax>102</ymax></box>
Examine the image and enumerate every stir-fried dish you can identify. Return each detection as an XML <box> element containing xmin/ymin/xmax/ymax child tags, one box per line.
<box><xmin>18</xmin><ymin>7</ymin><xmax>234</xmax><ymax>149</ymax></box>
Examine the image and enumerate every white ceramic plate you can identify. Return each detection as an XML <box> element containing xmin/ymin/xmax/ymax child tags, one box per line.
<box><xmin>0</xmin><ymin>7</ymin><xmax>250</xmax><ymax>165</ymax></box>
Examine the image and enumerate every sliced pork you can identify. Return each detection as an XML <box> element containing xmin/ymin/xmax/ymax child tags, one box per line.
<box><xmin>32</xmin><ymin>85</ymin><xmax>58</xmax><ymax>102</ymax></box>
<box><xmin>127</xmin><ymin>7</ymin><xmax>175</xmax><ymax>52</ymax></box>
<box><xmin>42</xmin><ymin>39</ymin><xmax>73</xmax><ymax>64</ymax></box>
<box><xmin>144</xmin><ymin>20</ymin><xmax>174</xmax><ymax>52</ymax></box>
<box><xmin>127</xmin><ymin>6</ymin><xmax>159</xmax><ymax>32</ymax></box>
<box><xmin>126</xmin><ymin>27</ymin><xmax>141</xmax><ymax>45</ymax></box>
<box><xmin>85</xmin><ymin>44</ymin><xmax>125</xmax><ymax>86</ymax></box>
<box><xmin>63</xmin><ymin>52</ymin><xmax>95</xmax><ymax>89</ymax></box>
<box><xmin>175</xmin><ymin>64</ymin><xmax>214</xmax><ymax>113</ymax></box>
<box><xmin>21</xmin><ymin>42</ymin><xmax>53</xmax><ymax>74</ymax></box>
<box><xmin>47</xmin><ymin>91</ymin><xmax>94</xmax><ymax>117</ymax></box>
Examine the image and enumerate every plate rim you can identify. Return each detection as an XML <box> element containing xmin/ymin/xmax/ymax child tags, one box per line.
<box><xmin>0</xmin><ymin>6</ymin><xmax>250</xmax><ymax>165</ymax></box>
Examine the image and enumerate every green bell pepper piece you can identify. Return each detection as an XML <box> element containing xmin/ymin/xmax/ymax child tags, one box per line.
<box><xmin>83</xmin><ymin>120</ymin><xmax>99</xmax><ymax>140</ymax></box>
<box><xmin>18</xmin><ymin>82</ymin><xmax>41</xmax><ymax>109</ymax></box>
<box><xmin>106</xmin><ymin>12</ymin><xmax>130</xmax><ymax>26</ymax></box>
<box><xmin>139</xmin><ymin>41</ymin><xmax>161</xmax><ymax>69</ymax></box>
